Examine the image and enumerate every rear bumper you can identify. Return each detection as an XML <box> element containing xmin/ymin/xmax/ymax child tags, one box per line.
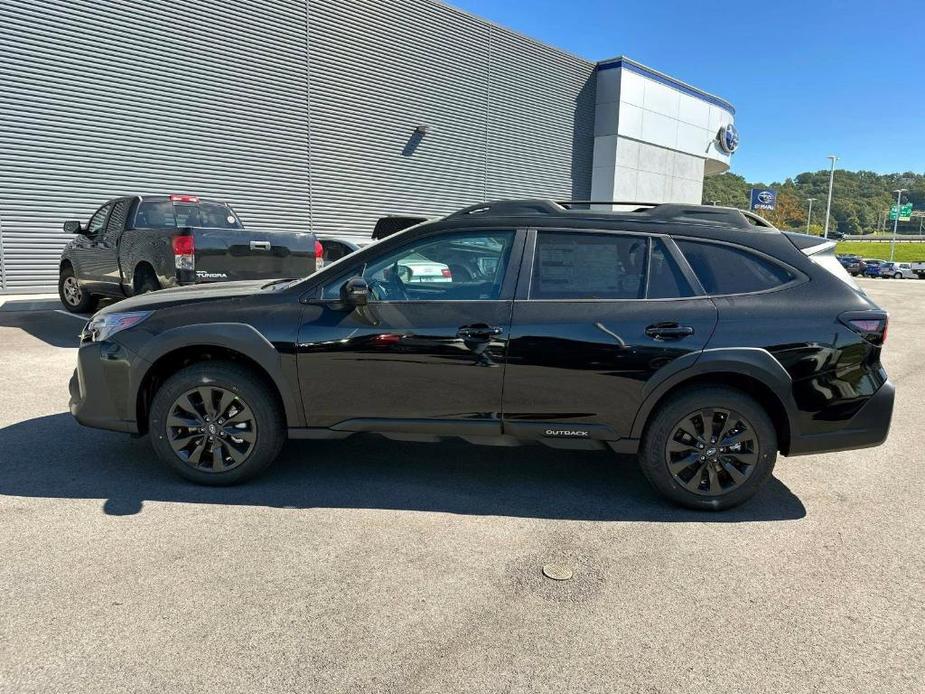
<box><xmin>69</xmin><ymin>340</ymin><xmax>141</xmax><ymax>434</ymax></box>
<box><xmin>787</xmin><ymin>379</ymin><xmax>894</xmax><ymax>456</ymax></box>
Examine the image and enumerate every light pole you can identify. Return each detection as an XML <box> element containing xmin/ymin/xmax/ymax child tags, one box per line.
<box><xmin>890</xmin><ymin>188</ymin><xmax>906</xmax><ymax>262</ymax></box>
<box><xmin>806</xmin><ymin>198</ymin><xmax>816</xmax><ymax>233</ymax></box>
<box><xmin>823</xmin><ymin>155</ymin><xmax>838</xmax><ymax>239</ymax></box>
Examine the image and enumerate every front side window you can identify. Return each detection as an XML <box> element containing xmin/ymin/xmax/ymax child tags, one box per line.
<box><xmin>530</xmin><ymin>232</ymin><xmax>647</xmax><ymax>300</ymax></box>
<box><xmin>322</xmin><ymin>230</ymin><xmax>515</xmax><ymax>301</ymax></box>
<box><xmin>676</xmin><ymin>240</ymin><xmax>795</xmax><ymax>295</ymax></box>
<box><xmin>86</xmin><ymin>202</ymin><xmax>114</xmax><ymax>236</ymax></box>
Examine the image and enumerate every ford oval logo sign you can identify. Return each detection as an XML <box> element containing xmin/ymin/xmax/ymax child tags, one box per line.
<box><xmin>718</xmin><ymin>123</ymin><xmax>739</xmax><ymax>154</ymax></box>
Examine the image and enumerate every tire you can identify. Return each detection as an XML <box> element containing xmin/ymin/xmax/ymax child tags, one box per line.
<box><xmin>148</xmin><ymin>361</ymin><xmax>285</xmax><ymax>485</ymax></box>
<box><xmin>894</xmin><ymin>273</ymin><xmax>902</xmax><ymax>279</ymax></box>
<box><xmin>134</xmin><ymin>266</ymin><xmax>160</xmax><ymax>295</ymax></box>
<box><xmin>58</xmin><ymin>265</ymin><xmax>98</xmax><ymax>313</ymax></box>
<box><xmin>638</xmin><ymin>386</ymin><xmax>777</xmax><ymax>511</ymax></box>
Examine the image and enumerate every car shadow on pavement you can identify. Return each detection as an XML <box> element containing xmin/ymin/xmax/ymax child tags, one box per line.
<box><xmin>0</xmin><ymin>413</ymin><xmax>806</xmax><ymax>522</ymax></box>
<box><xmin>0</xmin><ymin>304</ymin><xmax>87</xmax><ymax>348</ymax></box>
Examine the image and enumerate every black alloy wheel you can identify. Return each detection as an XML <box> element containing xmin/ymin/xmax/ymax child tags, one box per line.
<box><xmin>638</xmin><ymin>386</ymin><xmax>777</xmax><ymax>510</ymax></box>
<box><xmin>166</xmin><ymin>386</ymin><xmax>257</xmax><ymax>472</ymax></box>
<box><xmin>665</xmin><ymin>407</ymin><xmax>758</xmax><ymax>496</ymax></box>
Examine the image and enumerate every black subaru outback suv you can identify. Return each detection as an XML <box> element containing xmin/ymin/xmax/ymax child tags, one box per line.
<box><xmin>69</xmin><ymin>200</ymin><xmax>893</xmax><ymax>510</ymax></box>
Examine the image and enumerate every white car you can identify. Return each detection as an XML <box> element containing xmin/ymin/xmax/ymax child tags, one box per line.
<box><xmin>880</xmin><ymin>262</ymin><xmax>917</xmax><ymax>279</ymax></box>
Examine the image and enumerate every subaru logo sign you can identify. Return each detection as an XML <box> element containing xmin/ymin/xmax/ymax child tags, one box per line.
<box><xmin>750</xmin><ymin>188</ymin><xmax>777</xmax><ymax>211</ymax></box>
<box><xmin>718</xmin><ymin>123</ymin><xmax>739</xmax><ymax>154</ymax></box>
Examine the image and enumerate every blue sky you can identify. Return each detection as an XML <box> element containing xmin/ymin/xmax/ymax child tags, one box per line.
<box><xmin>451</xmin><ymin>0</ymin><xmax>923</xmax><ymax>183</ymax></box>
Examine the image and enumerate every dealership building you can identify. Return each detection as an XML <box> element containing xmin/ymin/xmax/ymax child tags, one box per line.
<box><xmin>0</xmin><ymin>0</ymin><xmax>737</xmax><ymax>291</ymax></box>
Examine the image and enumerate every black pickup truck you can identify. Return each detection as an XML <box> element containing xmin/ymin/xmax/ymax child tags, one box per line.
<box><xmin>58</xmin><ymin>194</ymin><xmax>321</xmax><ymax>312</ymax></box>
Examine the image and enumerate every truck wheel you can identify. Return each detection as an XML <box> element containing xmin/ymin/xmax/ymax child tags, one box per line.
<box><xmin>148</xmin><ymin>362</ymin><xmax>285</xmax><ymax>485</ymax></box>
<box><xmin>134</xmin><ymin>266</ymin><xmax>160</xmax><ymax>295</ymax></box>
<box><xmin>58</xmin><ymin>265</ymin><xmax>97</xmax><ymax>313</ymax></box>
<box><xmin>638</xmin><ymin>386</ymin><xmax>777</xmax><ymax>511</ymax></box>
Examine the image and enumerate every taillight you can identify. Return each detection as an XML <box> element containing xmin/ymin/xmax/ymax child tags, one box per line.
<box><xmin>169</xmin><ymin>194</ymin><xmax>200</xmax><ymax>203</ymax></box>
<box><xmin>315</xmin><ymin>240</ymin><xmax>324</xmax><ymax>272</ymax></box>
<box><xmin>441</xmin><ymin>268</ymin><xmax>452</xmax><ymax>278</ymax></box>
<box><xmin>840</xmin><ymin>312</ymin><xmax>888</xmax><ymax>346</ymax></box>
<box><xmin>172</xmin><ymin>234</ymin><xmax>195</xmax><ymax>271</ymax></box>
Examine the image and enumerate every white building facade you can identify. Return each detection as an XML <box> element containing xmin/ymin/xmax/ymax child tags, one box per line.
<box><xmin>590</xmin><ymin>58</ymin><xmax>736</xmax><ymax>208</ymax></box>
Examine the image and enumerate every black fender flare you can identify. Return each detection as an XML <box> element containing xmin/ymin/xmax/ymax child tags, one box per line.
<box><xmin>129</xmin><ymin>322</ymin><xmax>303</xmax><ymax>428</ymax></box>
<box><xmin>629</xmin><ymin>347</ymin><xmax>799</xmax><ymax>441</ymax></box>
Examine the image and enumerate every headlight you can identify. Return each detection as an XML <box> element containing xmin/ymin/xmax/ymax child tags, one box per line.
<box><xmin>82</xmin><ymin>311</ymin><xmax>152</xmax><ymax>343</ymax></box>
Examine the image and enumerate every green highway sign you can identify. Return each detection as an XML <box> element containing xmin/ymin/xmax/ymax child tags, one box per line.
<box><xmin>889</xmin><ymin>203</ymin><xmax>913</xmax><ymax>222</ymax></box>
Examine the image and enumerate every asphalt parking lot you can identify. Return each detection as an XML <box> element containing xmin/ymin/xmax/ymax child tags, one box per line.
<box><xmin>0</xmin><ymin>279</ymin><xmax>922</xmax><ymax>694</ymax></box>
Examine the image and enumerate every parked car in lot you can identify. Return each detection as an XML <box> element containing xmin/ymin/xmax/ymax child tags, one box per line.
<box><xmin>878</xmin><ymin>262</ymin><xmax>916</xmax><ymax>279</ymax></box>
<box><xmin>69</xmin><ymin>199</ymin><xmax>893</xmax><ymax>511</ymax></box>
<box><xmin>317</xmin><ymin>236</ymin><xmax>375</xmax><ymax>267</ymax></box>
<box><xmin>837</xmin><ymin>254</ymin><xmax>864</xmax><ymax>276</ymax></box>
<box><xmin>909</xmin><ymin>261</ymin><xmax>925</xmax><ymax>279</ymax></box>
<box><xmin>58</xmin><ymin>194</ymin><xmax>322</xmax><ymax>313</ymax></box>
<box><xmin>863</xmin><ymin>259</ymin><xmax>887</xmax><ymax>278</ymax></box>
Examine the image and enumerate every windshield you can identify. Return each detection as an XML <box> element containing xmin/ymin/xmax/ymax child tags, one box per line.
<box><xmin>134</xmin><ymin>200</ymin><xmax>243</xmax><ymax>229</ymax></box>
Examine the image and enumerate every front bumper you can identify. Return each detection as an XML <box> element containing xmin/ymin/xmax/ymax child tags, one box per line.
<box><xmin>787</xmin><ymin>379</ymin><xmax>895</xmax><ymax>456</ymax></box>
<box><xmin>69</xmin><ymin>340</ymin><xmax>142</xmax><ymax>434</ymax></box>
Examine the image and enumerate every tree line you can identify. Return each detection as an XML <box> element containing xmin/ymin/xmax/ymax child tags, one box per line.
<box><xmin>702</xmin><ymin>169</ymin><xmax>925</xmax><ymax>235</ymax></box>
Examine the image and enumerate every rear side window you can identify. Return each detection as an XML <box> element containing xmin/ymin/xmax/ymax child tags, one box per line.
<box><xmin>531</xmin><ymin>232</ymin><xmax>647</xmax><ymax>300</ymax></box>
<box><xmin>647</xmin><ymin>239</ymin><xmax>693</xmax><ymax>299</ymax></box>
<box><xmin>676</xmin><ymin>240</ymin><xmax>794</xmax><ymax>295</ymax></box>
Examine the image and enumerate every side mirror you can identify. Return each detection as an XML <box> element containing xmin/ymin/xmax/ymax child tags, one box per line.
<box><xmin>340</xmin><ymin>276</ymin><xmax>369</xmax><ymax>307</ymax></box>
<box><xmin>63</xmin><ymin>220</ymin><xmax>82</xmax><ymax>234</ymax></box>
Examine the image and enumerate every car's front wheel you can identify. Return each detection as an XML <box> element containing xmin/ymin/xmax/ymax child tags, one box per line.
<box><xmin>149</xmin><ymin>362</ymin><xmax>285</xmax><ymax>485</ymax></box>
<box><xmin>638</xmin><ymin>386</ymin><xmax>777</xmax><ymax>510</ymax></box>
<box><xmin>58</xmin><ymin>265</ymin><xmax>98</xmax><ymax>313</ymax></box>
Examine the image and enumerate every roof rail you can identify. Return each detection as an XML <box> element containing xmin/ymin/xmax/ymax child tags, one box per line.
<box><xmin>558</xmin><ymin>200</ymin><xmax>660</xmax><ymax>210</ymax></box>
<box><xmin>447</xmin><ymin>199</ymin><xmax>565</xmax><ymax>217</ymax></box>
<box><xmin>445</xmin><ymin>198</ymin><xmax>773</xmax><ymax>231</ymax></box>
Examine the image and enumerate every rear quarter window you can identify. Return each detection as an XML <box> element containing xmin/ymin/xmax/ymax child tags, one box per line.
<box><xmin>675</xmin><ymin>239</ymin><xmax>795</xmax><ymax>295</ymax></box>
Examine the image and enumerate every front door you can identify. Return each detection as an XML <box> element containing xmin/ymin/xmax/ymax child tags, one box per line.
<box><xmin>502</xmin><ymin>230</ymin><xmax>718</xmax><ymax>441</ymax></box>
<box><xmin>70</xmin><ymin>200</ymin><xmax>114</xmax><ymax>293</ymax></box>
<box><xmin>296</xmin><ymin>229</ymin><xmax>524</xmax><ymax>434</ymax></box>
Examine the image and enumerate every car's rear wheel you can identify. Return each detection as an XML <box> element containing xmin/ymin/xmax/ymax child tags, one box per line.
<box><xmin>58</xmin><ymin>265</ymin><xmax>98</xmax><ymax>313</ymax></box>
<box><xmin>894</xmin><ymin>272</ymin><xmax>903</xmax><ymax>279</ymax></box>
<box><xmin>149</xmin><ymin>362</ymin><xmax>285</xmax><ymax>485</ymax></box>
<box><xmin>639</xmin><ymin>386</ymin><xmax>777</xmax><ymax>510</ymax></box>
<box><xmin>134</xmin><ymin>266</ymin><xmax>160</xmax><ymax>295</ymax></box>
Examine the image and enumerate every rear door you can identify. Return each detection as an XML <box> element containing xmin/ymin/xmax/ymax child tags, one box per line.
<box><xmin>502</xmin><ymin>229</ymin><xmax>717</xmax><ymax>441</ymax></box>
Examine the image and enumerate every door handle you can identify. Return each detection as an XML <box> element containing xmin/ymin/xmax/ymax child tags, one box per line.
<box><xmin>645</xmin><ymin>323</ymin><xmax>695</xmax><ymax>340</ymax></box>
<box><xmin>457</xmin><ymin>325</ymin><xmax>504</xmax><ymax>339</ymax></box>
<box><xmin>250</xmin><ymin>240</ymin><xmax>271</xmax><ymax>251</ymax></box>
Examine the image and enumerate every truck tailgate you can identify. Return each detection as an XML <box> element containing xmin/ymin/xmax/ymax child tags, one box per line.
<box><xmin>193</xmin><ymin>229</ymin><xmax>317</xmax><ymax>281</ymax></box>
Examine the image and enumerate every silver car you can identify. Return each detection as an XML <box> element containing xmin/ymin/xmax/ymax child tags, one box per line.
<box><xmin>880</xmin><ymin>262</ymin><xmax>917</xmax><ymax>279</ymax></box>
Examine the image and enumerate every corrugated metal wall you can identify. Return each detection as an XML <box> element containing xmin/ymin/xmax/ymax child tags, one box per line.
<box><xmin>0</xmin><ymin>0</ymin><xmax>596</xmax><ymax>290</ymax></box>
<box><xmin>306</xmin><ymin>0</ymin><xmax>596</xmax><ymax>236</ymax></box>
<box><xmin>0</xmin><ymin>0</ymin><xmax>312</xmax><ymax>290</ymax></box>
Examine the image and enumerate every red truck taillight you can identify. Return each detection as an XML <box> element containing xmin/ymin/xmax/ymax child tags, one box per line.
<box><xmin>173</xmin><ymin>234</ymin><xmax>195</xmax><ymax>271</ymax></box>
<box><xmin>315</xmin><ymin>239</ymin><xmax>324</xmax><ymax>273</ymax></box>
